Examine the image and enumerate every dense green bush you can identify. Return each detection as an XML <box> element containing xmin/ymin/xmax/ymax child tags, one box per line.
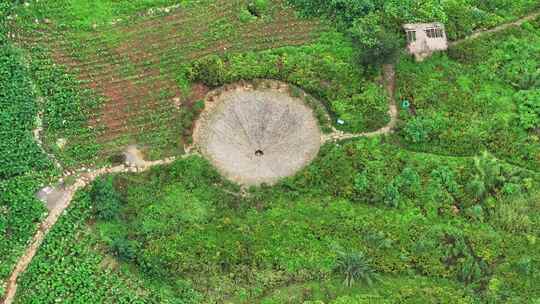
<box><xmin>0</xmin><ymin>3</ymin><xmax>12</xmax><ymax>40</ymax></box>
<box><xmin>516</xmin><ymin>89</ymin><xmax>540</xmax><ymax>130</ymax></box>
<box><xmin>0</xmin><ymin>45</ymin><xmax>52</xmax><ymax>180</ymax></box>
<box><xmin>190</xmin><ymin>55</ymin><xmax>226</xmax><ymax>87</ymax></box>
<box><xmin>466</xmin><ymin>151</ymin><xmax>528</xmax><ymax>203</ymax></box>
<box><xmin>90</xmin><ymin>176</ymin><xmax>121</xmax><ymax>220</ymax></box>
<box><xmin>396</xmin><ymin>24</ymin><xmax>540</xmax><ymax>171</ymax></box>
<box><xmin>247</xmin><ymin>0</ymin><xmax>269</xmax><ymax>17</ymax></box>
<box><xmin>402</xmin><ymin>113</ymin><xmax>448</xmax><ymax>144</ymax></box>
<box><xmin>334</xmin><ymin>251</ymin><xmax>378</xmax><ymax>287</ymax></box>
<box><xmin>110</xmin><ymin>237</ymin><xmax>138</xmax><ymax>262</ymax></box>
<box><xmin>182</xmin><ymin>32</ymin><xmax>390</xmax><ymax>133</ymax></box>
<box><xmin>348</xmin><ymin>13</ymin><xmax>403</xmax><ymax>65</ymax></box>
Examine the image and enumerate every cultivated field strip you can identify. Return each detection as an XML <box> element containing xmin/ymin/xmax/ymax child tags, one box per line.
<box><xmin>46</xmin><ymin>19</ymin><xmax>317</xmax><ymax>76</ymax></box>
<box><xmin>14</xmin><ymin>0</ymin><xmax>324</xmax><ymax>159</ymax></box>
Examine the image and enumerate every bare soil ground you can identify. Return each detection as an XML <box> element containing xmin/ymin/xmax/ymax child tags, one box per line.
<box><xmin>193</xmin><ymin>81</ymin><xmax>321</xmax><ymax>185</ymax></box>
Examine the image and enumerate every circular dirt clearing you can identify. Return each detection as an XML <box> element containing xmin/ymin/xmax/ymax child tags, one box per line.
<box><xmin>194</xmin><ymin>84</ymin><xmax>321</xmax><ymax>185</ymax></box>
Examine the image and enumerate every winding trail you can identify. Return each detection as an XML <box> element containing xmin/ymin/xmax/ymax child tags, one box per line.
<box><xmin>3</xmin><ymin>11</ymin><xmax>539</xmax><ymax>303</ymax></box>
<box><xmin>323</xmin><ymin>64</ymin><xmax>398</xmax><ymax>142</ymax></box>
<box><xmin>2</xmin><ymin>65</ymin><xmax>398</xmax><ymax>304</ymax></box>
<box><xmin>449</xmin><ymin>11</ymin><xmax>540</xmax><ymax>47</ymax></box>
<box><xmin>1</xmin><ymin>154</ymin><xmax>185</xmax><ymax>304</ymax></box>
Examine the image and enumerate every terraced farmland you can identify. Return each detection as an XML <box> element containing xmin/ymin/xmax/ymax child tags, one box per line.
<box><xmin>11</xmin><ymin>0</ymin><xmax>324</xmax><ymax>166</ymax></box>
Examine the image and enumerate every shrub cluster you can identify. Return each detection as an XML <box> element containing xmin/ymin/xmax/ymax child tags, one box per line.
<box><xmin>90</xmin><ymin>176</ymin><xmax>121</xmax><ymax>220</ymax></box>
<box><xmin>287</xmin><ymin>0</ymin><xmax>539</xmax><ymax>64</ymax></box>
<box><xmin>180</xmin><ymin>33</ymin><xmax>390</xmax><ymax>133</ymax></box>
<box><xmin>396</xmin><ymin>20</ymin><xmax>540</xmax><ymax>171</ymax></box>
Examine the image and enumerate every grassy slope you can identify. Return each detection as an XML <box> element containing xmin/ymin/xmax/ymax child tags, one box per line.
<box><xmin>395</xmin><ymin>17</ymin><xmax>540</xmax><ymax>171</ymax></box>
<box><xmin>15</xmin><ymin>138</ymin><xmax>540</xmax><ymax>303</ymax></box>
<box><xmin>0</xmin><ymin>44</ymin><xmax>60</xmax><ymax>297</ymax></box>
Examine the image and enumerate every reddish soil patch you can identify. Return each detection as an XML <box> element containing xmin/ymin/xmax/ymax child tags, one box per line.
<box><xmin>189</xmin><ymin>83</ymin><xmax>210</xmax><ymax>103</ymax></box>
<box><xmin>98</xmin><ymin>80</ymin><xmax>136</xmax><ymax>134</ymax></box>
<box><xmin>28</xmin><ymin>0</ymin><xmax>322</xmax><ymax>157</ymax></box>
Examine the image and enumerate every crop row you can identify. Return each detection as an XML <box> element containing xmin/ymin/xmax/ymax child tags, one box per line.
<box><xmin>19</xmin><ymin>0</ymin><xmax>252</xmax><ymax>60</ymax></box>
<box><xmin>11</xmin><ymin>0</ymin><xmax>323</xmax><ymax>161</ymax></box>
<box><xmin>42</xmin><ymin>17</ymin><xmax>318</xmax><ymax>78</ymax></box>
<box><xmin>60</xmin><ymin>29</ymin><xmax>317</xmax><ymax>86</ymax></box>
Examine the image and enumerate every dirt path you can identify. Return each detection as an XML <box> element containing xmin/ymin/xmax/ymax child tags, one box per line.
<box><xmin>449</xmin><ymin>11</ymin><xmax>540</xmax><ymax>47</ymax></box>
<box><xmin>324</xmin><ymin>10</ymin><xmax>540</xmax><ymax>143</ymax></box>
<box><xmin>4</xmin><ymin>11</ymin><xmax>539</xmax><ymax>303</ymax></box>
<box><xmin>1</xmin><ymin>150</ymin><xmax>186</xmax><ymax>304</ymax></box>
<box><xmin>2</xmin><ymin>65</ymin><xmax>399</xmax><ymax>304</ymax></box>
<box><xmin>323</xmin><ymin>63</ymin><xmax>398</xmax><ymax>142</ymax></box>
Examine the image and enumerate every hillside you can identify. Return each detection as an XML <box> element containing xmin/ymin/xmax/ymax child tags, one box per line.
<box><xmin>1</xmin><ymin>1</ymin><xmax>539</xmax><ymax>303</ymax></box>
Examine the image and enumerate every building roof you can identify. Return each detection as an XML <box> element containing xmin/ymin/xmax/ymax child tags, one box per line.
<box><xmin>403</xmin><ymin>22</ymin><xmax>445</xmax><ymax>30</ymax></box>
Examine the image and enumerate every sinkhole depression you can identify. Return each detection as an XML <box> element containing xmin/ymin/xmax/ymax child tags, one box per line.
<box><xmin>193</xmin><ymin>82</ymin><xmax>322</xmax><ymax>186</ymax></box>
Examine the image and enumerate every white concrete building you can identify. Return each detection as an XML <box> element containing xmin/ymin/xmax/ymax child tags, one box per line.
<box><xmin>403</xmin><ymin>23</ymin><xmax>448</xmax><ymax>61</ymax></box>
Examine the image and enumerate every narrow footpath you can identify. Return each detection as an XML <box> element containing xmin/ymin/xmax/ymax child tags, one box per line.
<box><xmin>323</xmin><ymin>63</ymin><xmax>398</xmax><ymax>142</ymax></box>
<box><xmin>450</xmin><ymin>11</ymin><xmax>540</xmax><ymax>47</ymax></box>
<box><xmin>2</xmin><ymin>11</ymin><xmax>539</xmax><ymax>304</ymax></box>
<box><xmin>2</xmin><ymin>154</ymin><xmax>182</xmax><ymax>304</ymax></box>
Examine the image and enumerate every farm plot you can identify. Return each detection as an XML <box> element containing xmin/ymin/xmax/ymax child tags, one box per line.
<box><xmin>11</xmin><ymin>0</ymin><xmax>324</xmax><ymax>165</ymax></box>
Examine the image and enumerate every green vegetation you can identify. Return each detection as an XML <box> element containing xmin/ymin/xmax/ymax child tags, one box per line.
<box><xmin>334</xmin><ymin>251</ymin><xmax>378</xmax><ymax>287</ymax></box>
<box><xmin>28</xmin><ymin>46</ymin><xmax>103</xmax><ymax>167</ymax></box>
<box><xmin>247</xmin><ymin>0</ymin><xmax>270</xmax><ymax>18</ymax></box>
<box><xmin>0</xmin><ymin>39</ymin><xmax>57</xmax><ymax>296</ymax></box>
<box><xmin>288</xmin><ymin>0</ymin><xmax>540</xmax><ymax>64</ymax></box>
<box><xmin>8</xmin><ymin>0</ymin><xmax>328</xmax><ymax>165</ymax></box>
<box><xmin>2</xmin><ymin>0</ymin><xmax>540</xmax><ymax>303</ymax></box>
<box><xmin>0</xmin><ymin>45</ymin><xmax>52</xmax><ymax>179</ymax></box>
<box><xmin>181</xmin><ymin>32</ymin><xmax>390</xmax><ymax>133</ymax></box>
<box><xmin>12</xmin><ymin>0</ymin><xmax>193</xmax><ymax>30</ymax></box>
<box><xmin>288</xmin><ymin>0</ymin><xmax>539</xmax><ymax>39</ymax></box>
<box><xmin>15</xmin><ymin>189</ymin><xmax>162</xmax><ymax>303</ymax></box>
<box><xmin>396</xmin><ymin>19</ymin><xmax>540</xmax><ymax>171</ymax></box>
<box><xmin>15</xmin><ymin>139</ymin><xmax>540</xmax><ymax>303</ymax></box>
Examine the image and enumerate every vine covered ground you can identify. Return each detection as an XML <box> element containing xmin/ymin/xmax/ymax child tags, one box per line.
<box><xmin>1</xmin><ymin>1</ymin><xmax>540</xmax><ymax>303</ymax></box>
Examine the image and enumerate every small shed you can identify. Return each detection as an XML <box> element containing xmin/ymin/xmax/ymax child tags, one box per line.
<box><xmin>403</xmin><ymin>22</ymin><xmax>448</xmax><ymax>61</ymax></box>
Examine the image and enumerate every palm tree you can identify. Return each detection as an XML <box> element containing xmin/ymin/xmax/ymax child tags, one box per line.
<box><xmin>467</xmin><ymin>151</ymin><xmax>505</xmax><ymax>201</ymax></box>
<box><xmin>512</xmin><ymin>69</ymin><xmax>540</xmax><ymax>90</ymax></box>
<box><xmin>335</xmin><ymin>251</ymin><xmax>378</xmax><ymax>287</ymax></box>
